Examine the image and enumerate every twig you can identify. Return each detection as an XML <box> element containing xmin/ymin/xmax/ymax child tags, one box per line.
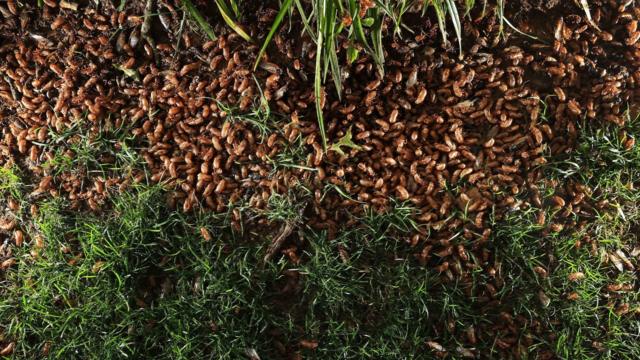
<box><xmin>3</xmin><ymin>76</ymin><xmax>19</xmax><ymax>105</ymax></box>
<box><xmin>142</xmin><ymin>0</ymin><xmax>159</xmax><ymax>65</ymax></box>
<box><xmin>263</xmin><ymin>222</ymin><xmax>294</xmax><ymax>262</ymax></box>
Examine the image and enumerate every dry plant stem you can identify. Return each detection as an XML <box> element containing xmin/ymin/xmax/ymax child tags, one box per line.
<box><xmin>264</xmin><ymin>222</ymin><xmax>295</xmax><ymax>262</ymax></box>
<box><xmin>142</xmin><ymin>0</ymin><xmax>158</xmax><ymax>64</ymax></box>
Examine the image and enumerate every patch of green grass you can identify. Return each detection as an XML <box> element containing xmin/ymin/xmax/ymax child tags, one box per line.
<box><xmin>2</xmin><ymin>186</ymin><xmax>480</xmax><ymax>359</ymax></box>
<box><xmin>547</xmin><ymin>112</ymin><xmax>640</xmax><ymax>182</ymax></box>
<box><xmin>491</xmin><ymin>211</ymin><xmax>639</xmax><ymax>358</ymax></box>
<box><xmin>215</xmin><ymin>92</ymin><xmax>278</xmax><ymax>142</ymax></box>
<box><xmin>2</xmin><ymin>194</ymin><xmax>136</xmax><ymax>359</ymax></box>
<box><xmin>288</xmin><ymin>201</ymin><xmax>508</xmax><ymax>358</ymax></box>
<box><xmin>549</xmin><ymin>212</ymin><xmax>638</xmax><ymax>360</ymax></box>
<box><xmin>0</xmin><ymin>185</ymin><xmax>285</xmax><ymax>359</ymax></box>
<box><xmin>264</xmin><ymin>191</ymin><xmax>308</xmax><ymax>224</ymax></box>
<box><xmin>266</xmin><ymin>134</ymin><xmax>316</xmax><ymax>172</ymax></box>
<box><xmin>0</xmin><ymin>186</ymin><xmax>399</xmax><ymax>358</ymax></box>
<box><xmin>38</xmin><ymin>116</ymin><xmax>143</xmax><ymax>181</ymax></box>
<box><xmin>0</xmin><ymin>166</ymin><xmax>22</xmax><ymax>200</ymax></box>
<box><xmin>490</xmin><ymin>110</ymin><xmax>640</xmax><ymax>359</ymax></box>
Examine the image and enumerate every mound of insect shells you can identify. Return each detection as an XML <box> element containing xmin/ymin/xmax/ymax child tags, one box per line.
<box><xmin>0</xmin><ymin>1</ymin><xmax>302</xmax><ymax>229</ymax></box>
<box><xmin>260</xmin><ymin>1</ymin><xmax>639</xmax><ymax>277</ymax></box>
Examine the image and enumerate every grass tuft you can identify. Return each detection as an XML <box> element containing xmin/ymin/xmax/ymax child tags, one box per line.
<box><xmin>0</xmin><ymin>166</ymin><xmax>22</xmax><ymax>200</ymax></box>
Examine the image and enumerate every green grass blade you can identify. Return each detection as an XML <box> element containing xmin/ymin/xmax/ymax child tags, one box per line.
<box><xmin>431</xmin><ymin>0</ymin><xmax>448</xmax><ymax>45</ymax></box>
<box><xmin>315</xmin><ymin>0</ymin><xmax>328</xmax><ymax>150</ymax></box>
<box><xmin>497</xmin><ymin>0</ymin><xmax>504</xmax><ymax>35</ymax></box>
<box><xmin>294</xmin><ymin>0</ymin><xmax>317</xmax><ymax>42</ymax></box>
<box><xmin>347</xmin><ymin>45</ymin><xmax>359</xmax><ymax>63</ymax></box>
<box><xmin>214</xmin><ymin>0</ymin><xmax>253</xmax><ymax>43</ymax></box>
<box><xmin>503</xmin><ymin>16</ymin><xmax>539</xmax><ymax>40</ymax></box>
<box><xmin>349</xmin><ymin>1</ymin><xmax>383</xmax><ymax>73</ymax></box>
<box><xmin>328</xmin><ymin>43</ymin><xmax>342</xmax><ymax>98</ymax></box>
<box><xmin>182</xmin><ymin>0</ymin><xmax>217</xmax><ymax>41</ymax></box>
<box><xmin>254</xmin><ymin>0</ymin><xmax>294</xmax><ymax>70</ymax></box>
<box><xmin>371</xmin><ymin>7</ymin><xmax>385</xmax><ymax>77</ymax></box>
<box><xmin>464</xmin><ymin>0</ymin><xmax>475</xmax><ymax>16</ymax></box>
<box><xmin>374</xmin><ymin>0</ymin><xmax>408</xmax><ymax>37</ymax></box>
<box><xmin>228</xmin><ymin>0</ymin><xmax>239</xmax><ymax>18</ymax></box>
<box><xmin>350</xmin><ymin>2</ymin><xmax>369</xmax><ymax>46</ymax></box>
<box><xmin>322</xmin><ymin>0</ymin><xmax>342</xmax><ymax>97</ymax></box>
<box><xmin>444</xmin><ymin>0</ymin><xmax>462</xmax><ymax>57</ymax></box>
<box><xmin>320</xmin><ymin>0</ymin><xmax>333</xmax><ymax>81</ymax></box>
<box><xmin>496</xmin><ymin>0</ymin><xmax>539</xmax><ymax>41</ymax></box>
